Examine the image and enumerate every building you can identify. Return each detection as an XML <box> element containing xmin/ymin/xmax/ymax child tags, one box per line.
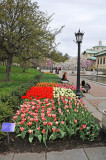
<box><xmin>95</xmin><ymin>50</ymin><xmax>106</xmax><ymax>70</ymax></box>
<box><xmin>83</xmin><ymin>41</ymin><xmax>106</xmax><ymax>70</ymax></box>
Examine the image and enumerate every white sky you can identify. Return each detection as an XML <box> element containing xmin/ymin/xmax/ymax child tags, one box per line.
<box><xmin>32</xmin><ymin>0</ymin><xmax>106</xmax><ymax>57</ymax></box>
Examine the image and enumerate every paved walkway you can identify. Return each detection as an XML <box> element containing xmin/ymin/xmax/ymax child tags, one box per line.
<box><xmin>0</xmin><ymin>147</ymin><xmax>106</xmax><ymax>160</ymax></box>
<box><xmin>0</xmin><ymin>73</ymin><xmax>106</xmax><ymax>160</ymax></box>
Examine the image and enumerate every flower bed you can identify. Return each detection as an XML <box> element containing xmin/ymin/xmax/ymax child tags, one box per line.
<box><xmin>13</xmin><ymin>83</ymin><xmax>100</xmax><ymax>145</ymax></box>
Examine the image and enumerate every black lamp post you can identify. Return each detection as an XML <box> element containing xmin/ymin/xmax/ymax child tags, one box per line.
<box><xmin>75</xmin><ymin>29</ymin><xmax>84</xmax><ymax>99</ymax></box>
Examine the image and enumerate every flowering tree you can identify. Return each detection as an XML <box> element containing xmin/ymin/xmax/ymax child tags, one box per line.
<box><xmin>81</xmin><ymin>60</ymin><xmax>93</xmax><ymax>70</ymax></box>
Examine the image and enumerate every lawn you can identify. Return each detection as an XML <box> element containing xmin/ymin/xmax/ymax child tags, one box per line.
<box><xmin>0</xmin><ymin>66</ymin><xmax>39</xmax><ymax>95</ymax></box>
<box><xmin>40</xmin><ymin>73</ymin><xmax>61</xmax><ymax>83</ymax></box>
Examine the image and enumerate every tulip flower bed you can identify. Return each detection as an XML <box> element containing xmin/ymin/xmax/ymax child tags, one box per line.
<box><xmin>13</xmin><ymin>83</ymin><xmax>100</xmax><ymax>146</ymax></box>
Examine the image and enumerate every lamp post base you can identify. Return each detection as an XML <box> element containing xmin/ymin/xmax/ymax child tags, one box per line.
<box><xmin>76</xmin><ymin>90</ymin><xmax>82</xmax><ymax>99</ymax></box>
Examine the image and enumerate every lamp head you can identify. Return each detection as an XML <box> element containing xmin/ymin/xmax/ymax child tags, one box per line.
<box><xmin>75</xmin><ymin>29</ymin><xmax>84</xmax><ymax>43</ymax></box>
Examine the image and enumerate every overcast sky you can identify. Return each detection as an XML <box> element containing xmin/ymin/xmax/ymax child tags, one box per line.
<box><xmin>32</xmin><ymin>0</ymin><xmax>106</xmax><ymax>57</ymax></box>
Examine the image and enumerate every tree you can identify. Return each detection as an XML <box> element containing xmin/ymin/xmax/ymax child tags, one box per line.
<box><xmin>0</xmin><ymin>0</ymin><xmax>63</xmax><ymax>81</ymax></box>
<box><xmin>81</xmin><ymin>60</ymin><xmax>93</xmax><ymax>70</ymax></box>
<box><xmin>49</xmin><ymin>49</ymin><xmax>69</xmax><ymax>63</ymax></box>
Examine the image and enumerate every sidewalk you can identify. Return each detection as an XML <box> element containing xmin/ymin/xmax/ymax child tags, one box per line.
<box><xmin>0</xmin><ymin>147</ymin><xmax>106</xmax><ymax>160</ymax></box>
<box><xmin>0</xmin><ymin>74</ymin><xmax>106</xmax><ymax>160</ymax></box>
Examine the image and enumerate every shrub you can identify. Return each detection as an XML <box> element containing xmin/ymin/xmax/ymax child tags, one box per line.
<box><xmin>0</xmin><ymin>102</ymin><xmax>13</xmax><ymax>139</ymax></box>
<box><xmin>0</xmin><ymin>73</ymin><xmax>43</xmax><ymax>139</ymax></box>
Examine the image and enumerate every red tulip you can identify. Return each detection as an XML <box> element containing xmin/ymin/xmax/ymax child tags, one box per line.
<box><xmin>48</xmin><ymin>122</ymin><xmax>53</xmax><ymax>126</ymax></box>
<box><xmin>42</xmin><ymin>129</ymin><xmax>45</xmax><ymax>134</ymax></box>
<box><xmin>27</xmin><ymin>122</ymin><xmax>32</xmax><ymax>126</ymax></box>
<box><xmin>20</xmin><ymin>121</ymin><xmax>24</xmax><ymax>125</ymax></box>
<box><xmin>52</xmin><ymin>128</ymin><xmax>56</xmax><ymax>132</ymax></box>
<box><xmin>43</xmin><ymin>121</ymin><xmax>47</xmax><ymax>125</ymax></box>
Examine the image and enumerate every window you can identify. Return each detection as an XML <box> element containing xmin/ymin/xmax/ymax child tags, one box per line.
<box><xmin>100</xmin><ymin>58</ymin><xmax>102</xmax><ymax>64</ymax></box>
<box><xmin>98</xmin><ymin>59</ymin><xmax>99</xmax><ymax>64</ymax></box>
<box><xmin>103</xmin><ymin>58</ymin><xmax>105</xmax><ymax>64</ymax></box>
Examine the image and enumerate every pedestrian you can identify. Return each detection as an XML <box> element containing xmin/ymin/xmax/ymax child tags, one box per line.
<box><xmin>61</xmin><ymin>72</ymin><xmax>69</xmax><ymax>82</ymax></box>
<box><xmin>81</xmin><ymin>80</ymin><xmax>91</xmax><ymax>93</ymax></box>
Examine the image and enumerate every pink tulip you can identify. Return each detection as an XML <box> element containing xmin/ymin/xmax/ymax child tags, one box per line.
<box><xmin>74</xmin><ymin>119</ymin><xmax>77</xmax><ymax>123</ymax></box>
<box><xmin>27</xmin><ymin>122</ymin><xmax>32</xmax><ymax>126</ymax></box>
<box><xmin>20</xmin><ymin>127</ymin><xmax>25</xmax><ymax>131</ymax></box>
<box><xmin>82</xmin><ymin>124</ymin><xmax>86</xmax><ymax>129</ymax></box>
<box><xmin>13</xmin><ymin>116</ymin><xmax>17</xmax><ymax>120</ymax></box>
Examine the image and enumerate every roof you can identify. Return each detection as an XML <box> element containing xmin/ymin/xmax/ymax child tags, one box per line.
<box><xmin>85</xmin><ymin>50</ymin><xmax>97</xmax><ymax>54</ymax></box>
<box><xmin>93</xmin><ymin>45</ymin><xmax>106</xmax><ymax>48</ymax></box>
<box><xmin>87</xmin><ymin>57</ymin><xmax>96</xmax><ymax>60</ymax></box>
<box><xmin>95</xmin><ymin>52</ymin><xmax>106</xmax><ymax>57</ymax></box>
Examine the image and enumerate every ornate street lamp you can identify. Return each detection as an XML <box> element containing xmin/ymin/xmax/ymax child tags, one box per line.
<box><xmin>75</xmin><ymin>29</ymin><xmax>84</xmax><ymax>99</ymax></box>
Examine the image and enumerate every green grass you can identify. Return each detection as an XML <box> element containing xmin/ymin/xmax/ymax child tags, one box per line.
<box><xmin>0</xmin><ymin>65</ymin><xmax>61</xmax><ymax>95</ymax></box>
<box><xmin>0</xmin><ymin>65</ymin><xmax>39</xmax><ymax>95</ymax></box>
<box><xmin>40</xmin><ymin>73</ymin><xmax>61</xmax><ymax>83</ymax></box>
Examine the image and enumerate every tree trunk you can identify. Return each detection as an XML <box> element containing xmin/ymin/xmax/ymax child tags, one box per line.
<box><xmin>5</xmin><ymin>54</ymin><xmax>13</xmax><ymax>81</ymax></box>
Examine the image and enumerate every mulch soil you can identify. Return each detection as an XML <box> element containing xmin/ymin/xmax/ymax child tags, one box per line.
<box><xmin>0</xmin><ymin>129</ymin><xmax>106</xmax><ymax>154</ymax></box>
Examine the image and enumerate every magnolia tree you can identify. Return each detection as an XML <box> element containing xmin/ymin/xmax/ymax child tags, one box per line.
<box><xmin>81</xmin><ymin>60</ymin><xmax>93</xmax><ymax>71</ymax></box>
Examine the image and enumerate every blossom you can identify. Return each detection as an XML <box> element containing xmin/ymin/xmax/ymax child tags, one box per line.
<box><xmin>37</xmin><ymin>127</ymin><xmax>40</xmax><ymax>130</ymax></box>
<box><xmin>42</xmin><ymin>129</ymin><xmax>45</xmax><ymax>134</ymax></box>
<box><xmin>13</xmin><ymin>116</ymin><xmax>17</xmax><ymax>120</ymax></box>
<box><xmin>22</xmin><ymin>118</ymin><xmax>26</xmax><ymax>122</ymax></box>
<box><xmin>27</xmin><ymin>122</ymin><xmax>32</xmax><ymax>126</ymax></box>
<box><xmin>16</xmin><ymin>111</ymin><xmax>20</xmax><ymax>115</ymax></box>
<box><xmin>55</xmin><ymin>121</ymin><xmax>59</xmax><ymax>125</ymax></box>
<box><xmin>31</xmin><ymin>106</ymin><xmax>35</xmax><ymax>110</ymax></box>
<box><xmin>28</xmin><ymin>129</ymin><xmax>33</xmax><ymax>134</ymax></box>
<box><xmin>61</xmin><ymin>121</ymin><xmax>64</xmax><ymax>125</ymax></box>
<box><xmin>48</xmin><ymin>122</ymin><xmax>53</xmax><ymax>126</ymax></box>
<box><xmin>43</xmin><ymin>122</ymin><xmax>47</xmax><ymax>125</ymax></box>
<box><xmin>20</xmin><ymin>121</ymin><xmax>24</xmax><ymax>125</ymax></box>
<box><xmin>34</xmin><ymin>118</ymin><xmax>39</xmax><ymax>122</ymax></box>
<box><xmin>30</xmin><ymin>118</ymin><xmax>34</xmax><ymax>122</ymax></box>
<box><xmin>20</xmin><ymin>127</ymin><xmax>25</xmax><ymax>131</ymax></box>
<box><xmin>82</xmin><ymin>124</ymin><xmax>86</xmax><ymax>129</ymax></box>
<box><xmin>74</xmin><ymin>119</ymin><xmax>77</xmax><ymax>123</ymax></box>
<box><xmin>52</xmin><ymin>128</ymin><xmax>56</xmax><ymax>132</ymax></box>
<box><xmin>52</xmin><ymin>114</ymin><xmax>56</xmax><ymax>118</ymax></box>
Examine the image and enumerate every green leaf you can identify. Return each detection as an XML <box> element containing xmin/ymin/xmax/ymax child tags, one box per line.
<box><xmin>38</xmin><ymin>134</ymin><xmax>42</xmax><ymax>143</ymax></box>
<box><xmin>80</xmin><ymin>131</ymin><xmax>86</xmax><ymax>141</ymax></box>
<box><xmin>21</xmin><ymin>131</ymin><xmax>26</xmax><ymax>139</ymax></box>
<box><xmin>16</xmin><ymin>133</ymin><xmax>22</xmax><ymax>137</ymax></box>
<box><xmin>59</xmin><ymin>128</ymin><xmax>66</xmax><ymax>138</ymax></box>
<box><xmin>15</xmin><ymin>128</ymin><xmax>20</xmax><ymax>134</ymax></box>
<box><xmin>29</xmin><ymin>134</ymin><xmax>33</xmax><ymax>143</ymax></box>
<box><xmin>49</xmin><ymin>133</ymin><xmax>56</xmax><ymax>140</ymax></box>
<box><xmin>43</xmin><ymin>136</ymin><xmax>46</xmax><ymax>146</ymax></box>
<box><xmin>69</xmin><ymin>126</ymin><xmax>74</xmax><ymax>136</ymax></box>
<box><xmin>86</xmin><ymin>127</ymin><xmax>91</xmax><ymax>131</ymax></box>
